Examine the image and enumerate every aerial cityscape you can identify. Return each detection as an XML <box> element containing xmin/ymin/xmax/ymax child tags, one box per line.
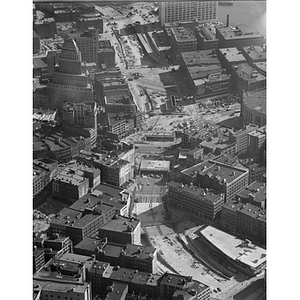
<box><xmin>32</xmin><ymin>1</ymin><xmax>267</xmax><ymax>300</ymax></box>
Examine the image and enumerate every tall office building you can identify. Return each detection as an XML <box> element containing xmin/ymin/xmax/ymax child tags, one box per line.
<box><xmin>68</xmin><ymin>28</ymin><xmax>99</xmax><ymax>63</ymax></box>
<box><xmin>47</xmin><ymin>38</ymin><xmax>93</xmax><ymax>110</ymax></box>
<box><xmin>159</xmin><ymin>1</ymin><xmax>217</xmax><ymax>25</ymax></box>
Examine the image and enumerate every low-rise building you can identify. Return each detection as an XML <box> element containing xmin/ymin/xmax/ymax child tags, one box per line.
<box><xmin>180</xmin><ymin>50</ymin><xmax>231</xmax><ymax>98</ymax></box>
<box><xmin>104</xmin><ymin>282</ymin><xmax>128</xmax><ymax>300</ymax></box>
<box><xmin>33</xmin><ymin>84</ymin><xmax>49</xmax><ymax>109</ymax></box>
<box><xmin>228</xmin><ymin>124</ymin><xmax>258</xmax><ymax>155</ymax></box>
<box><xmin>34</xmin><ymin>257</ymin><xmax>87</xmax><ymax>283</ymax></box>
<box><xmin>41</xmin><ymin>254</ymin><xmax>209</xmax><ymax>300</ymax></box>
<box><xmin>77</xmin><ymin>146</ymin><xmax>135</xmax><ymax>187</ymax></box>
<box><xmin>33</xmin><ymin>31</ymin><xmax>41</xmax><ymax>54</ymax></box>
<box><xmin>186</xmin><ymin>147</ymin><xmax>204</xmax><ymax>167</ymax></box>
<box><xmin>241</xmin><ymin>45</ymin><xmax>266</xmax><ymax>64</ymax></box>
<box><xmin>74</xmin><ymin>237</ymin><xmax>157</xmax><ymax>273</ymax></box>
<box><xmin>159</xmin><ymin>273</ymin><xmax>210</xmax><ymax>300</ymax></box>
<box><xmin>168</xmin><ymin>181</ymin><xmax>225</xmax><ymax>220</ymax></box>
<box><xmin>247</xmin><ymin>126</ymin><xmax>266</xmax><ymax>159</ymax></box>
<box><xmin>216</xmin><ymin>24</ymin><xmax>265</xmax><ymax>48</ymax></box>
<box><xmin>49</xmin><ymin>198</ymin><xmax>116</xmax><ymax>244</ymax></box>
<box><xmin>98</xmin><ymin>216</ymin><xmax>141</xmax><ymax>245</ymax></box>
<box><xmin>52</xmin><ymin>169</ymin><xmax>89</xmax><ymax>202</ymax></box>
<box><xmin>170</xmin><ymin>26</ymin><xmax>197</xmax><ymax>61</ymax></box>
<box><xmin>221</xmin><ymin>202</ymin><xmax>266</xmax><ymax>245</ymax></box>
<box><xmin>232</xmin><ymin>63</ymin><xmax>266</xmax><ymax>96</ymax></box>
<box><xmin>77</xmin><ymin>14</ymin><xmax>103</xmax><ymax>32</ymax></box>
<box><xmin>241</xmin><ymin>162</ymin><xmax>266</xmax><ymax>183</ymax></box>
<box><xmin>33</xmin><ymin>248</ymin><xmax>45</xmax><ymax>274</ymax></box>
<box><xmin>57</xmin><ymin>161</ymin><xmax>101</xmax><ymax>189</ymax></box>
<box><xmin>107</xmin><ymin>113</ymin><xmax>136</xmax><ymax>140</ymax></box>
<box><xmin>235</xmin><ymin>181</ymin><xmax>266</xmax><ymax>209</ymax></box>
<box><xmin>195</xmin><ymin>25</ymin><xmax>219</xmax><ymax>50</ymax></box>
<box><xmin>197</xmin><ymin>225</ymin><xmax>266</xmax><ymax>276</ymax></box>
<box><xmin>33</xmin><ymin>281</ymin><xmax>92</xmax><ymax>300</ymax></box>
<box><xmin>34</xmin><ymin>17</ymin><xmax>56</xmax><ymax>38</ymax></box>
<box><xmin>181</xmin><ymin>160</ymin><xmax>249</xmax><ymax>201</ymax></box>
<box><xmin>140</xmin><ymin>160</ymin><xmax>170</xmax><ymax>177</ymax></box>
<box><xmin>97</xmin><ymin>47</ymin><xmax>116</xmax><ymax>69</ymax></box>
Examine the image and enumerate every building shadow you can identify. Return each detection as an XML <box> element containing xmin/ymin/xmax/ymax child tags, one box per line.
<box><xmin>217</xmin><ymin>116</ymin><xmax>241</xmax><ymax>129</ymax></box>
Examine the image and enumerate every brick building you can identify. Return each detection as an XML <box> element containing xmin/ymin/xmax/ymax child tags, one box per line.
<box><xmin>168</xmin><ymin>181</ymin><xmax>225</xmax><ymax>220</ymax></box>
<box><xmin>98</xmin><ymin>216</ymin><xmax>141</xmax><ymax>245</ymax></box>
<box><xmin>49</xmin><ymin>203</ymin><xmax>116</xmax><ymax>245</ymax></box>
<box><xmin>181</xmin><ymin>160</ymin><xmax>249</xmax><ymax>201</ymax></box>
<box><xmin>34</xmin><ymin>17</ymin><xmax>56</xmax><ymax>38</ymax></box>
<box><xmin>74</xmin><ymin>237</ymin><xmax>157</xmax><ymax>273</ymax></box>
<box><xmin>216</xmin><ymin>24</ymin><xmax>265</xmax><ymax>48</ymax></box>
<box><xmin>52</xmin><ymin>170</ymin><xmax>89</xmax><ymax>202</ymax></box>
<box><xmin>76</xmin><ymin>145</ymin><xmax>135</xmax><ymax>187</ymax></box>
<box><xmin>221</xmin><ymin>202</ymin><xmax>266</xmax><ymax>245</ymax></box>
<box><xmin>235</xmin><ymin>181</ymin><xmax>266</xmax><ymax>209</ymax></box>
<box><xmin>78</xmin><ymin>14</ymin><xmax>103</xmax><ymax>32</ymax></box>
<box><xmin>195</xmin><ymin>25</ymin><xmax>218</xmax><ymax>50</ymax></box>
<box><xmin>228</xmin><ymin>124</ymin><xmax>258</xmax><ymax>155</ymax></box>
<box><xmin>180</xmin><ymin>50</ymin><xmax>231</xmax><ymax>98</ymax></box>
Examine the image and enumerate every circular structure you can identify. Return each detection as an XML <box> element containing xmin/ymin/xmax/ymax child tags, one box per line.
<box><xmin>241</xmin><ymin>89</ymin><xmax>266</xmax><ymax>127</ymax></box>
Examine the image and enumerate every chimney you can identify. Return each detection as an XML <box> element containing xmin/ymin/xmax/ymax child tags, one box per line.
<box><xmin>226</xmin><ymin>14</ymin><xmax>230</xmax><ymax>27</ymax></box>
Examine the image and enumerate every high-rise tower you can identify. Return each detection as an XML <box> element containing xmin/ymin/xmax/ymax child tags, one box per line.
<box><xmin>47</xmin><ymin>38</ymin><xmax>93</xmax><ymax>110</ymax></box>
<box><xmin>159</xmin><ymin>1</ymin><xmax>217</xmax><ymax>25</ymax></box>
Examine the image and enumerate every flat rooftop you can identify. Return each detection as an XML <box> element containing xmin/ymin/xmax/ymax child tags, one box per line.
<box><xmin>109</xmin><ymin>267</ymin><xmax>137</xmax><ymax>283</ymax></box>
<box><xmin>122</xmin><ymin>243</ymin><xmax>156</xmax><ymax>260</ymax></box>
<box><xmin>105</xmin><ymin>282</ymin><xmax>128</xmax><ymax>300</ymax></box>
<box><xmin>182</xmin><ymin>160</ymin><xmax>248</xmax><ymax>184</ymax></box>
<box><xmin>85</xmin><ymin>260</ymin><xmax>110</xmax><ymax>274</ymax></box>
<box><xmin>70</xmin><ymin>193</ymin><xmax>116</xmax><ymax>213</ymax></box>
<box><xmin>223</xmin><ymin>201</ymin><xmax>266</xmax><ymax>221</ymax></box>
<box><xmin>50</xmin><ymin>207</ymin><xmax>102</xmax><ymax>229</ymax></box>
<box><xmin>140</xmin><ymin>160</ymin><xmax>170</xmax><ymax>172</ymax></box>
<box><xmin>236</xmin><ymin>63</ymin><xmax>266</xmax><ymax>83</ymax></box>
<box><xmin>243</xmin><ymin>45</ymin><xmax>266</xmax><ymax>61</ymax></box>
<box><xmin>33</xmin><ymin>280</ymin><xmax>89</xmax><ymax>293</ymax></box>
<box><xmin>196</xmin><ymin>25</ymin><xmax>217</xmax><ymax>41</ymax></box>
<box><xmin>200</xmin><ymin>226</ymin><xmax>266</xmax><ymax>268</ymax></box>
<box><xmin>187</xmin><ymin>65</ymin><xmax>223</xmax><ymax>80</ymax></box>
<box><xmin>168</xmin><ymin>181</ymin><xmax>223</xmax><ymax>203</ymax></box>
<box><xmin>54</xmin><ymin>172</ymin><xmax>87</xmax><ymax>186</ymax></box>
<box><xmin>34</xmin><ymin>258</ymin><xmax>85</xmax><ymax>283</ymax></box>
<box><xmin>217</xmin><ymin>25</ymin><xmax>264</xmax><ymax>40</ymax></box>
<box><xmin>98</xmin><ymin>47</ymin><xmax>115</xmax><ymax>53</ymax></box>
<box><xmin>171</xmin><ymin>27</ymin><xmax>197</xmax><ymax>42</ymax></box>
<box><xmin>243</xmin><ymin>89</ymin><xmax>266</xmax><ymax>114</ymax></box>
<box><xmin>181</xmin><ymin>50</ymin><xmax>220</xmax><ymax>66</ymax></box>
<box><xmin>99</xmin><ymin>216</ymin><xmax>140</xmax><ymax>233</ymax></box>
<box><xmin>219</xmin><ymin>47</ymin><xmax>247</xmax><ymax>63</ymax></box>
<box><xmin>211</xmin><ymin>154</ymin><xmax>245</xmax><ymax>169</ymax></box>
<box><xmin>94</xmin><ymin>183</ymin><xmax>124</xmax><ymax>199</ymax></box>
<box><xmin>254</xmin><ymin>62</ymin><xmax>266</xmax><ymax>74</ymax></box>
<box><xmin>236</xmin><ymin>181</ymin><xmax>266</xmax><ymax>202</ymax></box>
<box><xmin>59</xmin><ymin>253</ymin><xmax>91</xmax><ymax>264</ymax></box>
<box><xmin>200</xmin><ymin>136</ymin><xmax>235</xmax><ymax>152</ymax></box>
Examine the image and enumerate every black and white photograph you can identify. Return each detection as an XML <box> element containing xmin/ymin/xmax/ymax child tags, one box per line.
<box><xmin>31</xmin><ymin>1</ymin><xmax>268</xmax><ymax>300</ymax></box>
<box><xmin>0</xmin><ymin>0</ymin><xmax>291</xmax><ymax>299</ymax></box>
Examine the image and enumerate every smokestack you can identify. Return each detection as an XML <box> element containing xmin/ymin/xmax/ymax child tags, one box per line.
<box><xmin>226</xmin><ymin>14</ymin><xmax>230</xmax><ymax>27</ymax></box>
